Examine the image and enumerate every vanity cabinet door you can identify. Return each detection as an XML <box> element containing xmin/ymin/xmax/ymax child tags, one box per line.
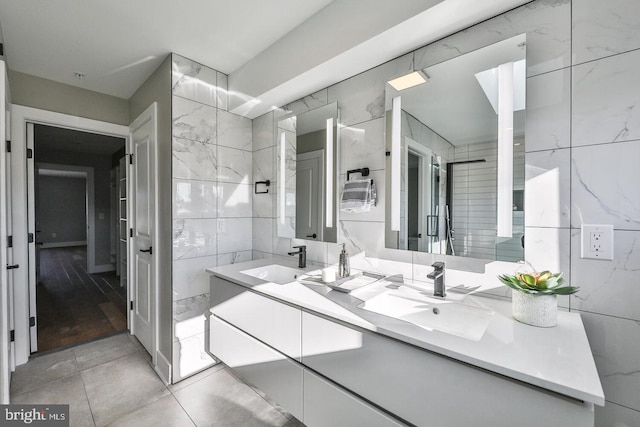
<box><xmin>210</xmin><ymin>277</ymin><xmax>302</xmax><ymax>360</ymax></box>
<box><xmin>304</xmin><ymin>370</ymin><xmax>406</xmax><ymax>427</ymax></box>
<box><xmin>301</xmin><ymin>312</ymin><xmax>594</xmax><ymax>427</ymax></box>
<box><xmin>208</xmin><ymin>315</ymin><xmax>304</xmax><ymax>420</ymax></box>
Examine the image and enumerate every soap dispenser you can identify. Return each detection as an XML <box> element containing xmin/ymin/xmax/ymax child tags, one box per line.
<box><xmin>338</xmin><ymin>243</ymin><xmax>350</xmax><ymax>278</ymax></box>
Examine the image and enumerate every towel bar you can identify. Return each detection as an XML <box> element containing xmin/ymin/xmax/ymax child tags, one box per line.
<box><xmin>346</xmin><ymin>167</ymin><xmax>370</xmax><ymax>181</ymax></box>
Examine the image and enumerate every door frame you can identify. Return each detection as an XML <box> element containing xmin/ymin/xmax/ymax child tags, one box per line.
<box><xmin>35</xmin><ymin>162</ymin><xmax>94</xmax><ymax>250</ymax></box>
<box><xmin>1</xmin><ymin>58</ymin><xmax>11</xmax><ymax>404</ymax></box>
<box><xmin>405</xmin><ymin>137</ymin><xmax>433</xmax><ymax>253</ymax></box>
<box><xmin>10</xmin><ymin>105</ymin><xmax>128</xmax><ymax>365</ymax></box>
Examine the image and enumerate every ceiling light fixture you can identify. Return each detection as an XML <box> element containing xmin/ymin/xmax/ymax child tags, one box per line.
<box><xmin>388</xmin><ymin>70</ymin><xmax>430</xmax><ymax>91</ymax></box>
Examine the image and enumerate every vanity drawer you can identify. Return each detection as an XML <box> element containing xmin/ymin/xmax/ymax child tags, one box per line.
<box><xmin>210</xmin><ymin>277</ymin><xmax>301</xmax><ymax>360</ymax></box>
<box><xmin>208</xmin><ymin>315</ymin><xmax>303</xmax><ymax>420</ymax></box>
<box><xmin>304</xmin><ymin>369</ymin><xmax>405</xmax><ymax>427</ymax></box>
<box><xmin>301</xmin><ymin>312</ymin><xmax>593</xmax><ymax>427</ymax></box>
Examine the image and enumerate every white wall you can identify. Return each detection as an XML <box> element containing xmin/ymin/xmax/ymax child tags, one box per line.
<box><xmin>36</xmin><ymin>176</ymin><xmax>87</xmax><ymax>245</ymax></box>
<box><xmin>251</xmin><ymin>0</ymin><xmax>640</xmax><ymax>424</ymax></box>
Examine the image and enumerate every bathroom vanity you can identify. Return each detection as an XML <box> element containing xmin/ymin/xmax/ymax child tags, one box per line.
<box><xmin>206</xmin><ymin>259</ymin><xmax>603</xmax><ymax>427</ymax></box>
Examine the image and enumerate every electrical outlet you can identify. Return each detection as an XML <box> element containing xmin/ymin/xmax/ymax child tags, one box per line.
<box><xmin>581</xmin><ymin>224</ymin><xmax>613</xmax><ymax>260</ymax></box>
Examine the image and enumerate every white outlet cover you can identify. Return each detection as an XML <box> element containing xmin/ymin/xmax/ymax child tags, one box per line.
<box><xmin>581</xmin><ymin>224</ymin><xmax>614</xmax><ymax>260</ymax></box>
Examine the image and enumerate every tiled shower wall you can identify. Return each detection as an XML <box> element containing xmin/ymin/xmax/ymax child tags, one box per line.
<box><xmin>251</xmin><ymin>0</ymin><xmax>640</xmax><ymax>424</ymax></box>
<box><xmin>171</xmin><ymin>54</ymin><xmax>252</xmax><ymax>381</ymax></box>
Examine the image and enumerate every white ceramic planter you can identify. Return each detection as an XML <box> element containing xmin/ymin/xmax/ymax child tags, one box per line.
<box><xmin>511</xmin><ymin>291</ymin><xmax>558</xmax><ymax>327</ymax></box>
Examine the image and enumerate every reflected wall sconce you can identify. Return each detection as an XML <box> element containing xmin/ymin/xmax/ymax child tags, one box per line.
<box><xmin>326</xmin><ymin>117</ymin><xmax>334</xmax><ymax>228</ymax></box>
<box><xmin>391</xmin><ymin>96</ymin><xmax>401</xmax><ymax>231</ymax></box>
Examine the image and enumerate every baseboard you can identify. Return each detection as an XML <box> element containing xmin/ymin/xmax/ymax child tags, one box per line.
<box><xmin>92</xmin><ymin>264</ymin><xmax>115</xmax><ymax>273</ymax></box>
<box><xmin>41</xmin><ymin>241</ymin><xmax>87</xmax><ymax>249</ymax></box>
<box><xmin>155</xmin><ymin>350</ymin><xmax>172</xmax><ymax>385</ymax></box>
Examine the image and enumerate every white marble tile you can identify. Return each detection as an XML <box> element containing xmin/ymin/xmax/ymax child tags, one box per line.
<box><xmin>524</xmin><ymin>226</ymin><xmax>571</xmax><ymax>308</ymax></box>
<box><xmin>581</xmin><ymin>312</ymin><xmax>640</xmax><ymax>411</ymax></box>
<box><xmin>173</xmin><ymin>137</ymin><xmax>217</xmax><ymax>181</ymax></box>
<box><xmin>171</xmin><ymin>54</ymin><xmax>218</xmax><ymax>107</ymax></box>
<box><xmin>337</xmin><ymin>220</ymin><xmax>386</xmax><ymax>259</ymax></box>
<box><xmin>571</xmin><ymin>142</ymin><xmax>640</xmax><ymax>230</ymax></box>
<box><xmin>252</xmin><ymin>251</ymin><xmax>273</xmax><ymax>261</ymax></box>
<box><xmin>252</xmin><ymin>111</ymin><xmax>274</xmax><ymax>151</ymax></box>
<box><xmin>340</xmin><ymin>117</ymin><xmax>386</xmax><ymax>173</ymax></box>
<box><xmin>174</xmin><ymin>294</ymin><xmax>209</xmax><ymax>342</ymax></box>
<box><xmin>173</xmin><ymin>255</ymin><xmax>217</xmax><ymax>301</ymax></box>
<box><xmin>285</xmin><ymin>89</ymin><xmax>328</xmax><ymax>116</ymax></box>
<box><xmin>172</xmin><ymin>333</ymin><xmax>215</xmax><ymax>382</ymax></box>
<box><xmin>216</xmin><ymin>71</ymin><xmax>228</xmax><ymax>111</ymax></box>
<box><xmin>252</xmin><ymin>185</ymin><xmax>274</xmax><ymax>218</ymax></box>
<box><xmin>217</xmin><ymin>146</ymin><xmax>252</xmax><ymax>184</ymax></box>
<box><xmin>525</xmin><ymin>148</ymin><xmax>570</xmax><ymax>227</ymax></box>
<box><xmin>173</xmin><ymin>219</ymin><xmax>217</xmax><ymax>260</ymax></box>
<box><xmin>216</xmin><ymin>250</ymin><xmax>253</xmax><ymax>267</ymax></box>
<box><xmin>414</xmin><ymin>0</ymin><xmax>571</xmax><ymax>77</ymax></box>
<box><xmin>252</xmin><ymin>218</ymin><xmax>274</xmax><ymax>254</ymax></box>
<box><xmin>217</xmin><ymin>110</ymin><xmax>252</xmax><ymax>151</ymax></box>
<box><xmin>218</xmin><ymin>182</ymin><xmax>252</xmax><ymax>218</ymax></box>
<box><xmin>276</xmin><ymin>115</ymin><xmax>296</xmax><ymax>134</ymax></box>
<box><xmin>571</xmin><ymin>229</ymin><xmax>640</xmax><ymax>320</ymax></box>
<box><xmin>572</xmin><ymin>0</ymin><xmax>640</xmax><ymax>65</ymax></box>
<box><xmin>595</xmin><ymin>401</ymin><xmax>640</xmax><ymax>427</ymax></box>
<box><xmin>217</xmin><ymin>218</ymin><xmax>252</xmax><ymax>253</ymax></box>
<box><xmin>173</xmin><ymin>179</ymin><xmax>218</xmax><ymax>219</ymax></box>
<box><xmin>252</xmin><ymin>146</ymin><xmax>274</xmax><ymax>183</ymax></box>
<box><xmin>572</xmin><ymin>49</ymin><xmax>640</xmax><ymax>147</ymax></box>
<box><xmin>327</xmin><ymin>53</ymin><xmax>413</xmax><ymax>126</ymax></box>
<box><xmin>172</xmin><ymin>96</ymin><xmax>216</xmax><ymax>143</ymax></box>
<box><xmin>525</xmin><ymin>68</ymin><xmax>571</xmax><ymax>152</ymax></box>
<box><xmin>338</xmin><ymin>170</ymin><xmax>385</xmax><ymax>223</ymax></box>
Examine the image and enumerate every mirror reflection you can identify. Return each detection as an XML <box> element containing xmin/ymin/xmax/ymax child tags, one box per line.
<box><xmin>277</xmin><ymin>102</ymin><xmax>338</xmax><ymax>243</ymax></box>
<box><xmin>385</xmin><ymin>34</ymin><xmax>526</xmax><ymax>262</ymax></box>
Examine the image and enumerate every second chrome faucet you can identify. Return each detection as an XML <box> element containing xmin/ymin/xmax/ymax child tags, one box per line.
<box><xmin>427</xmin><ymin>262</ymin><xmax>445</xmax><ymax>297</ymax></box>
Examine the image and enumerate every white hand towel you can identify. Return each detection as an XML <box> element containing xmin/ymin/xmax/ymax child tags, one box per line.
<box><xmin>340</xmin><ymin>179</ymin><xmax>376</xmax><ymax>213</ymax></box>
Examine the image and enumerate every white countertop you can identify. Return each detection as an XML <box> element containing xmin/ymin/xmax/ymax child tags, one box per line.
<box><xmin>207</xmin><ymin>258</ymin><xmax>604</xmax><ymax>406</ymax></box>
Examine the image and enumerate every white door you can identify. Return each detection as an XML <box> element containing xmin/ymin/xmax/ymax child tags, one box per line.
<box><xmin>296</xmin><ymin>150</ymin><xmax>324</xmax><ymax>241</ymax></box>
<box><xmin>1</xmin><ymin>58</ymin><xmax>13</xmax><ymax>404</ymax></box>
<box><xmin>129</xmin><ymin>103</ymin><xmax>157</xmax><ymax>356</ymax></box>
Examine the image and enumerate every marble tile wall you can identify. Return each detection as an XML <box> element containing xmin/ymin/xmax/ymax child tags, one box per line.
<box><xmin>171</xmin><ymin>54</ymin><xmax>252</xmax><ymax>381</ymax></box>
<box><xmin>251</xmin><ymin>1</ymin><xmax>640</xmax><ymax>424</ymax></box>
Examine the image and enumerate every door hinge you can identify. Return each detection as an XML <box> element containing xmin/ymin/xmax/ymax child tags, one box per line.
<box><xmin>27</xmin><ymin>148</ymin><xmax>33</xmax><ymax>159</ymax></box>
<box><xmin>129</xmin><ymin>154</ymin><xmax>134</xmax><ymax>164</ymax></box>
<box><xmin>29</xmin><ymin>316</ymin><xmax>36</xmax><ymax>327</ymax></box>
<box><xmin>10</xmin><ymin>330</ymin><xmax>14</xmax><ymax>342</ymax></box>
<box><xmin>28</xmin><ymin>233</ymin><xmax>34</xmax><ymax>243</ymax></box>
<box><xmin>7</xmin><ymin>235</ymin><xmax>12</xmax><ymax>248</ymax></box>
<box><xmin>129</xmin><ymin>228</ymin><xmax>133</xmax><ymax>238</ymax></box>
<box><xmin>130</xmin><ymin>301</ymin><xmax>134</xmax><ymax>310</ymax></box>
<box><xmin>5</xmin><ymin>140</ymin><xmax>10</xmax><ymax>153</ymax></box>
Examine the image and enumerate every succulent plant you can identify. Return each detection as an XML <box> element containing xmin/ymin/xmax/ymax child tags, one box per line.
<box><xmin>498</xmin><ymin>271</ymin><xmax>579</xmax><ymax>295</ymax></box>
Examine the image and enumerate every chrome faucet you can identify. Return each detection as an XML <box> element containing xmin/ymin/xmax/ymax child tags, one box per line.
<box><xmin>427</xmin><ymin>262</ymin><xmax>445</xmax><ymax>297</ymax></box>
<box><xmin>288</xmin><ymin>245</ymin><xmax>307</xmax><ymax>268</ymax></box>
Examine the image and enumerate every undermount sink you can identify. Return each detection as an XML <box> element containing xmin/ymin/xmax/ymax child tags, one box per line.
<box><xmin>240</xmin><ymin>264</ymin><xmax>302</xmax><ymax>285</ymax></box>
<box><xmin>358</xmin><ymin>286</ymin><xmax>495</xmax><ymax>341</ymax></box>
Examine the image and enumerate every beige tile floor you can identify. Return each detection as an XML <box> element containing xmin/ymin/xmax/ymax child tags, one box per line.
<box><xmin>10</xmin><ymin>332</ymin><xmax>305</xmax><ymax>427</ymax></box>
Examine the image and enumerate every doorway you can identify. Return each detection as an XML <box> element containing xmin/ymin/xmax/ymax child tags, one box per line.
<box><xmin>32</xmin><ymin>124</ymin><xmax>126</xmax><ymax>352</ymax></box>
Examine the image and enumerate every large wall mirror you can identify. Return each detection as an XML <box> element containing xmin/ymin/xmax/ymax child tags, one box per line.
<box><xmin>277</xmin><ymin>102</ymin><xmax>339</xmax><ymax>243</ymax></box>
<box><xmin>385</xmin><ymin>34</ymin><xmax>526</xmax><ymax>262</ymax></box>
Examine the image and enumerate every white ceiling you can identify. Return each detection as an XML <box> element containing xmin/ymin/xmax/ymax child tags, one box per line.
<box><xmin>0</xmin><ymin>0</ymin><xmax>333</xmax><ymax>99</ymax></box>
<box><xmin>0</xmin><ymin>0</ymin><xmax>531</xmax><ymax>118</ymax></box>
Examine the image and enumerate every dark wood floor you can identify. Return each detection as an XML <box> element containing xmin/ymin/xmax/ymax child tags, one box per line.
<box><xmin>37</xmin><ymin>246</ymin><xmax>127</xmax><ymax>352</ymax></box>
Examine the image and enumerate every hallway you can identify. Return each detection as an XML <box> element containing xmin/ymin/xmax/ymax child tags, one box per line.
<box><xmin>37</xmin><ymin>246</ymin><xmax>127</xmax><ymax>352</ymax></box>
<box><xmin>10</xmin><ymin>333</ymin><xmax>304</xmax><ymax>427</ymax></box>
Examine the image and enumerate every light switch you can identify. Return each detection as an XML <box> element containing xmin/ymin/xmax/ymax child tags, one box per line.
<box><xmin>581</xmin><ymin>224</ymin><xmax>613</xmax><ymax>260</ymax></box>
